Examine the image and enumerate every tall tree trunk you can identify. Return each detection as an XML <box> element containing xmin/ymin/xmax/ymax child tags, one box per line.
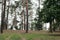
<box><xmin>3</xmin><ymin>0</ymin><xmax>7</xmax><ymax>30</ymax></box>
<box><xmin>1</xmin><ymin>0</ymin><xmax>3</xmax><ymax>33</ymax></box>
<box><xmin>5</xmin><ymin>0</ymin><xmax>10</xmax><ymax>30</ymax></box>
<box><xmin>26</xmin><ymin>0</ymin><xmax>28</xmax><ymax>33</ymax></box>
<box><xmin>1</xmin><ymin>0</ymin><xmax>6</xmax><ymax>33</ymax></box>
<box><xmin>13</xmin><ymin>8</ymin><xmax>17</xmax><ymax>30</ymax></box>
<box><xmin>49</xmin><ymin>21</ymin><xmax>53</xmax><ymax>33</ymax></box>
<box><xmin>22</xmin><ymin>0</ymin><xmax>25</xmax><ymax>30</ymax></box>
<box><xmin>53</xmin><ymin>19</ymin><xmax>56</xmax><ymax>32</ymax></box>
<box><xmin>38</xmin><ymin>0</ymin><xmax>40</xmax><ymax>7</ymax></box>
<box><xmin>24</xmin><ymin>11</ymin><xmax>25</xmax><ymax>30</ymax></box>
<box><xmin>10</xmin><ymin>8</ymin><xmax>13</xmax><ymax>30</ymax></box>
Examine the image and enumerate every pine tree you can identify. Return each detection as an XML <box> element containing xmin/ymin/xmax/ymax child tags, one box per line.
<box><xmin>41</xmin><ymin>0</ymin><xmax>60</xmax><ymax>32</ymax></box>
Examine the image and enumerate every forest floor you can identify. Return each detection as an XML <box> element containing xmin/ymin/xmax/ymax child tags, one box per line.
<box><xmin>0</xmin><ymin>30</ymin><xmax>60</xmax><ymax>40</ymax></box>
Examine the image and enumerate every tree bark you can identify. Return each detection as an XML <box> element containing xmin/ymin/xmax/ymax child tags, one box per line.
<box><xmin>1</xmin><ymin>0</ymin><xmax>6</xmax><ymax>33</ymax></box>
<box><xmin>49</xmin><ymin>21</ymin><xmax>53</xmax><ymax>33</ymax></box>
<box><xmin>26</xmin><ymin>0</ymin><xmax>28</xmax><ymax>33</ymax></box>
<box><xmin>5</xmin><ymin>0</ymin><xmax>10</xmax><ymax>30</ymax></box>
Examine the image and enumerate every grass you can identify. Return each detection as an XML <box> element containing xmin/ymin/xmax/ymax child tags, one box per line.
<box><xmin>9</xmin><ymin>34</ymin><xmax>21</xmax><ymax>40</ymax></box>
<box><xmin>0</xmin><ymin>30</ymin><xmax>60</xmax><ymax>40</ymax></box>
<box><xmin>22</xmin><ymin>33</ymin><xmax>60</xmax><ymax>40</ymax></box>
